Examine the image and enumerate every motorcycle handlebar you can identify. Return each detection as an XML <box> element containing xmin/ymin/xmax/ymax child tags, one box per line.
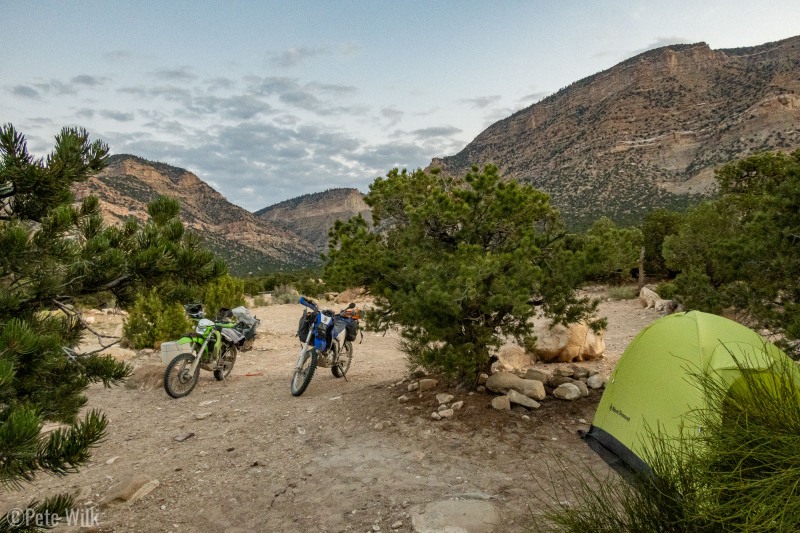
<box><xmin>299</xmin><ymin>296</ymin><xmax>318</xmax><ymax>311</ymax></box>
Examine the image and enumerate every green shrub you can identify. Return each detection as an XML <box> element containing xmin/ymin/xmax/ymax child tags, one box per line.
<box><xmin>123</xmin><ymin>289</ymin><xmax>192</xmax><ymax>349</ymax></box>
<box><xmin>272</xmin><ymin>284</ymin><xmax>299</xmax><ymax>304</ymax></box>
<box><xmin>655</xmin><ymin>281</ymin><xmax>678</xmax><ymax>300</ymax></box>
<box><xmin>253</xmin><ymin>294</ymin><xmax>269</xmax><ymax>307</ymax></box>
<box><xmin>203</xmin><ymin>274</ymin><xmax>245</xmax><ymax>318</ymax></box>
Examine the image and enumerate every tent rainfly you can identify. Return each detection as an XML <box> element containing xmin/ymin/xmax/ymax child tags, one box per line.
<box><xmin>582</xmin><ymin>310</ymin><xmax>798</xmax><ymax>477</ymax></box>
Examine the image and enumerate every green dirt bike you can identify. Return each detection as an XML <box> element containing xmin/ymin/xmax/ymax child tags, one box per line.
<box><xmin>162</xmin><ymin>317</ymin><xmax>242</xmax><ymax>398</ymax></box>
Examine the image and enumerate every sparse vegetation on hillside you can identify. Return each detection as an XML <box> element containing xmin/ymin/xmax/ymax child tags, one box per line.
<box><xmin>325</xmin><ymin>165</ymin><xmax>604</xmax><ymax>382</ymax></box>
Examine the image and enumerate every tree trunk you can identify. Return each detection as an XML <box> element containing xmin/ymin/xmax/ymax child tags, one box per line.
<box><xmin>638</xmin><ymin>246</ymin><xmax>646</xmax><ymax>291</ymax></box>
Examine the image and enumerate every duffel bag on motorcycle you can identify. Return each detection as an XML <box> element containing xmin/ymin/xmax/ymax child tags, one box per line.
<box><xmin>313</xmin><ymin>311</ymin><xmax>335</xmax><ymax>352</ymax></box>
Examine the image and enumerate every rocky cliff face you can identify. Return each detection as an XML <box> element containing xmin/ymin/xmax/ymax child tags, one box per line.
<box><xmin>73</xmin><ymin>155</ymin><xmax>318</xmax><ymax>275</ymax></box>
<box><xmin>255</xmin><ymin>188</ymin><xmax>371</xmax><ymax>252</ymax></box>
<box><xmin>434</xmin><ymin>36</ymin><xmax>800</xmax><ymax>227</ymax></box>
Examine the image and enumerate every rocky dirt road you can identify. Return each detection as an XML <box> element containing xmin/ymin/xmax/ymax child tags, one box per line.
<box><xmin>0</xmin><ymin>288</ymin><xmax>660</xmax><ymax>532</ymax></box>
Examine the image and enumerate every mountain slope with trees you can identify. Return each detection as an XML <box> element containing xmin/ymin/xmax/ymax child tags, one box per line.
<box><xmin>255</xmin><ymin>188</ymin><xmax>371</xmax><ymax>252</ymax></box>
<box><xmin>433</xmin><ymin>36</ymin><xmax>800</xmax><ymax>227</ymax></box>
<box><xmin>73</xmin><ymin>155</ymin><xmax>318</xmax><ymax>275</ymax></box>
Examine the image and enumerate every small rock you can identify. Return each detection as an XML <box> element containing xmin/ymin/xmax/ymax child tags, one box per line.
<box><xmin>195</xmin><ymin>412</ymin><xmax>212</xmax><ymax>420</ymax></box>
<box><xmin>506</xmin><ymin>389</ymin><xmax>540</xmax><ymax>410</ymax></box>
<box><xmin>407</xmin><ymin>382</ymin><xmax>420</xmax><ymax>392</ymax></box>
<box><xmin>410</xmin><ymin>366</ymin><xmax>427</xmax><ymax>379</ymax></box>
<box><xmin>436</xmin><ymin>393</ymin><xmax>454</xmax><ymax>405</ymax></box>
<box><xmin>391</xmin><ymin>521</ymin><xmax>402</xmax><ymax>530</ymax></box>
<box><xmin>98</xmin><ymin>474</ymin><xmax>160</xmax><ymax>507</ymax></box>
<box><xmin>476</xmin><ymin>385</ymin><xmax>486</xmax><ymax>393</ymax></box>
<box><xmin>587</xmin><ymin>374</ymin><xmax>606</xmax><ymax>389</ymax></box>
<box><xmin>397</xmin><ymin>395</ymin><xmax>410</xmax><ymax>403</ymax></box>
<box><xmin>523</xmin><ymin>368</ymin><xmax>551</xmax><ymax>384</ymax></box>
<box><xmin>550</xmin><ymin>375</ymin><xmax>575</xmax><ymax>387</ymax></box>
<box><xmin>431</xmin><ymin>412</ymin><xmax>442</xmax><ymax>420</ymax></box>
<box><xmin>437</xmin><ymin>404</ymin><xmax>449</xmax><ymax>412</ymax></box>
<box><xmin>373</xmin><ymin>525</ymin><xmax>381</xmax><ymax>532</ymax></box>
<box><xmin>572</xmin><ymin>365</ymin><xmax>590</xmax><ymax>379</ymax></box>
<box><xmin>174</xmin><ymin>432</ymin><xmax>195</xmax><ymax>442</ymax></box>
<box><xmin>574</xmin><ymin>380</ymin><xmax>589</xmax><ymax>397</ymax></box>
<box><xmin>553</xmin><ymin>367</ymin><xmax>575</xmax><ymax>377</ymax></box>
<box><xmin>553</xmin><ymin>383</ymin><xmax>582</xmax><ymax>401</ymax></box>
<box><xmin>418</xmin><ymin>378</ymin><xmax>438</xmax><ymax>391</ymax></box>
<box><xmin>375</xmin><ymin>422</ymin><xmax>386</xmax><ymax>431</ymax></box>
<box><xmin>477</xmin><ymin>373</ymin><xmax>489</xmax><ymax>385</ymax></box>
<box><xmin>198</xmin><ymin>400</ymin><xmax>218</xmax><ymax>407</ymax></box>
<box><xmin>490</xmin><ymin>396</ymin><xmax>511</xmax><ymax>411</ymax></box>
<box><xmin>105</xmin><ymin>456</ymin><xmax>119</xmax><ymax>465</ymax></box>
<box><xmin>439</xmin><ymin>408</ymin><xmax>454</xmax><ymax>418</ymax></box>
<box><xmin>451</xmin><ymin>401</ymin><xmax>464</xmax><ymax>410</ymax></box>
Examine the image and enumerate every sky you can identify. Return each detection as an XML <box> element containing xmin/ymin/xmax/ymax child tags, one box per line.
<box><xmin>2</xmin><ymin>1</ymin><xmax>799</xmax><ymax>212</ymax></box>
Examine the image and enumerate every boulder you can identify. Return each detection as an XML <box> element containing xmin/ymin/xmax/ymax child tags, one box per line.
<box><xmin>533</xmin><ymin>322</ymin><xmax>605</xmax><ymax>363</ymax></box>
<box><xmin>640</xmin><ymin>286</ymin><xmax>659</xmax><ymax>308</ymax></box>
<box><xmin>485</xmin><ymin>372</ymin><xmax>546</xmax><ymax>400</ymax></box>
<box><xmin>495</xmin><ymin>344</ymin><xmax>534</xmax><ymax>372</ymax></box>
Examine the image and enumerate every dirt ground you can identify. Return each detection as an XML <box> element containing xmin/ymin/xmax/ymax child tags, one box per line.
<box><xmin>1</xmin><ymin>287</ymin><xmax>661</xmax><ymax>532</ymax></box>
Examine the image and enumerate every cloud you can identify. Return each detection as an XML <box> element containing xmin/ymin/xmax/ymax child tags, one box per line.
<box><xmin>103</xmin><ymin>50</ymin><xmax>133</xmax><ymax>62</ymax></box>
<box><xmin>151</xmin><ymin>67</ymin><xmax>197</xmax><ymax>83</ymax></box>
<box><xmin>76</xmin><ymin>108</ymin><xmax>95</xmax><ymax>119</ymax></box>
<box><xmin>411</xmin><ymin>126</ymin><xmax>462</xmax><ymax>139</ymax></box>
<box><xmin>100</xmin><ymin>110</ymin><xmax>135</xmax><ymax>122</ymax></box>
<box><xmin>185</xmin><ymin>95</ymin><xmax>273</xmax><ymax>120</ymax></box>
<box><xmin>270</xmin><ymin>46</ymin><xmax>329</xmax><ymax>68</ymax></box>
<box><xmin>518</xmin><ymin>91</ymin><xmax>550</xmax><ymax>105</ymax></box>
<box><xmin>71</xmin><ymin>75</ymin><xmax>107</xmax><ymax>86</ymax></box>
<box><xmin>460</xmin><ymin>95</ymin><xmax>502</xmax><ymax>109</ymax></box>
<box><xmin>381</xmin><ymin>107</ymin><xmax>404</xmax><ymax>126</ymax></box>
<box><xmin>630</xmin><ymin>36</ymin><xmax>689</xmax><ymax>56</ymax></box>
<box><xmin>11</xmin><ymin>85</ymin><xmax>40</xmax><ymax>98</ymax></box>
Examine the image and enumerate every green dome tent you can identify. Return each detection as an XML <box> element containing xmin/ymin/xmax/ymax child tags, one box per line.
<box><xmin>583</xmin><ymin>310</ymin><xmax>799</xmax><ymax>477</ymax></box>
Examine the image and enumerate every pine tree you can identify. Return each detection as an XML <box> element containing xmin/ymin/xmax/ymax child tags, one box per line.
<box><xmin>0</xmin><ymin>124</ymin><xmax>226</xmax><ymax>528</ymax></box>
<box><xmin>325</xmin><ymin>165</ymin><xmax>603</xmax><ymax>382</ymax></box>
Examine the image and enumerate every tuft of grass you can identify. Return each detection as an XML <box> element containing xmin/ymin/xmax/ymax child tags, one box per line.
<box><xmin>273</xmin><ymin>284</ymin><xmax>299</xmax><ymax>305</ymax></box>
<box><xmin>540</xmin><ymin>350</ymin><xmax>800</xmax><ymax>532</ymax></box>
<box><xmin>608</xmin><ymin>286</ymin><xmax>638</xmax><ymax>300</ymax></box>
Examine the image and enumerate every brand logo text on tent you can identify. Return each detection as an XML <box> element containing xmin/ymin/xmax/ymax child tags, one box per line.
<box><xmin>610</xmin><ymin>404</ymin><xmax>631</xmax><ymax>422</ymax></box>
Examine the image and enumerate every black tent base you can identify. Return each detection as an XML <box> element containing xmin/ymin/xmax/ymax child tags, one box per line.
<box><xmin>580</xmin><ymin>425</ymin><xmax>652</xmax><ymax>483</ymax></box>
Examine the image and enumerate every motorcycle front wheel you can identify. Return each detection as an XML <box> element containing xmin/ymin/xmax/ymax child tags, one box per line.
<box><xmin>213</xmin><ymin>344</ymin><xmax>237</xmax><ymax>381</ymax></box>
<box><xmin>164</xmin><ymin>353</ymin><xmax>200</xmax><ymax>398</ymax></box>
<box><xmin>331</xmin><ymin>341</ymin><xmax>352</xmax><ymax>378</ymax></box>
<box><xmin>290</xmin><ymin>349</ymin><xmax>318</xmax><ymax>396</ymax></box>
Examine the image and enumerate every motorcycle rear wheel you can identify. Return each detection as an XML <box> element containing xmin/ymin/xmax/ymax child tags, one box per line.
<box><xmin>164</xmin><ymin>353</ymin><xmax>200</xmax><ymax>398</ymax></box>
<box><xmin>331</xmin><ymin>341</ymin><xmax>353</xmax><ymax>378</ymax></box>
<box><xmin>213</xmin><ymin>344</ymin><xmax>237</xmax><ymax>381</ymax></box>
<box><xmin>290</xmin><ymin>349</ymin><xmax>317</xmax><ymax>396</ymax></box>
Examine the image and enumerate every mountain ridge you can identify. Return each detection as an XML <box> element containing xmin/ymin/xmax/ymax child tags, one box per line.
<box><xmin>432</xmin><ymin>35</ymin><xmax>800</xmax><ymax>226</ymax></box>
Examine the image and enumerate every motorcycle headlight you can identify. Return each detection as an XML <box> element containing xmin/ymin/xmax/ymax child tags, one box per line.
<box><xmin>196</xmin><ymin>319</ymin><xmax>214</xmax><ymax>334</ymax></box>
